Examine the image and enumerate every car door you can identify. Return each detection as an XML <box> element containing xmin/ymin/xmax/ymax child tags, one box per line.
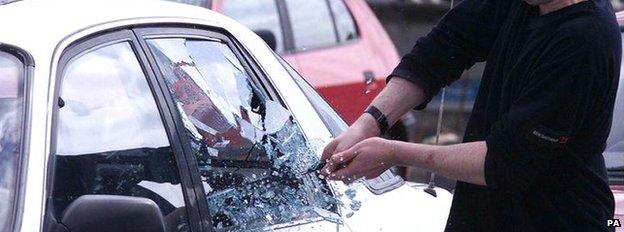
<box><xmin>134</xmin><ymin>27</ymin><xmax>349</xmax><ymax>232</ymax></box>
<box><xmin>46</xmin><ymin>30</ymin><xmax>203</xmax><ymax>232</ymax></box>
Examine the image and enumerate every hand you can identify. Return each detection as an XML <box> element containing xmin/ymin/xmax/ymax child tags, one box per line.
<box><xmin>321</xmin><ymin>114</ymin><xmax>380</xmax><ymax>173</ymax></box>
<box><xmin>323</xmin><ymin>137</ymin><xmax>397</xmax><ymax>184</ymax></box>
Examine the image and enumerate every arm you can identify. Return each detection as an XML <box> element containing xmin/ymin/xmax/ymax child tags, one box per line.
<box><xmin>324</xmin><ymin>137</ymin><xmax>488</xmax><ymax>186</ymax></box>
<box><xmin>325</xmin><ymin>34</ymin><xmax>608</xmax><ymax>192</ymax></box>
<box><xmin>393</xmin><ymin>141</ymin><xmax>487</xmax><ymax>186</ymax></box>
<box><xmin>321</xmin><ymin>77</ymin><xmax>426</xmax><ymax>163</ymax></box>
<box><xmin>322</xmin><ymin>0</ymin><xmax>513</xmax><ymax>165</ymax></box>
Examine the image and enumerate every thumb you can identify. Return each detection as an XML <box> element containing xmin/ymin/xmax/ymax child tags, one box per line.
<box><xmin>321</xmin><ymin>139</ymin><xmax>339</xmax><ymax>161</ymax></box>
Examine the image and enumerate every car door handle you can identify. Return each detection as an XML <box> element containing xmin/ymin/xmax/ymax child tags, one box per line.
<box><xmin>364</xmin><ymin>71</ymin><xmax>375</xmax><ymax>85</ymax></box>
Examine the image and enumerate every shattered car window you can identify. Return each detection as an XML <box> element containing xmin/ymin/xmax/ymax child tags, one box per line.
<box><xmin>147</xmin><ymin>38</ymin><xmax>341</xmax><ymax>230</ymax></box>
<box><xmin>0</xmin><ymin>50</ymin><xmax>24</xmax><ymax>232</ymax></box>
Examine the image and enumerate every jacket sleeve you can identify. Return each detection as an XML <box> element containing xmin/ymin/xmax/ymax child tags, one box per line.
<box><xmin>389</xmin><ymin>0</ymin><xmax>513</xmax><ymax>109</ymax></box>
<box><xmin>483</xmin><ymin>36</ymin><xmax>612</xmax><ymax>194</ymax></box>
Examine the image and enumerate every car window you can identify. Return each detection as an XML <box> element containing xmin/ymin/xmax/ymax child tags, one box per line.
<box><xmin>221</xmin><ymin>0</ymin><xmax>285</xmax><ymax>53</ymax></box>
<box><xmin>146</xmin><ymin>37</ymin><xmax>338</xmax><ymax>231</ymax></box>
<box><xmin>51</xmin><ymin>42</ymin><xmax>189</xmax><ymax>231</ymax></box>
<box><xmin>0</xmin><ymin>50</ymin><xmax>25</xmax><ymax>232</ymax></box>
<box><xmin>328</xmin><ymin>0</ymin><xmax>358</xmax><ymax>42</ymax></box>
<box><xmin>284</xmin><ymin>0</ymin><xmax>338</xmax><ymax>51</ymax></box>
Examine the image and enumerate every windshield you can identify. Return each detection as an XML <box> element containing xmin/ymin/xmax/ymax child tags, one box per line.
<box><xmin>0</xmin><ymin>50</ymin><xmax>25</xmax><ymax>231</ymax></box>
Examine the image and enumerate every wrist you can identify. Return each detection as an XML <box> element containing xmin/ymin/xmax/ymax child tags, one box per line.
<box><xmin>356</xmin><ymin>113</ymin><xmax>381</xmax><ymax>137</ymax></box>
<box><xmin>386</xmin><ymin>140</ymin><xmax>400</xmax><ymax>166</ymax></box>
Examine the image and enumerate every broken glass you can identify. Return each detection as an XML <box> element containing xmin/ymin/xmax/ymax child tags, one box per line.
<box><xmin>147</xmin><ymin>37</ymin><xmax>360</xmax><ymax>231</ymax></box>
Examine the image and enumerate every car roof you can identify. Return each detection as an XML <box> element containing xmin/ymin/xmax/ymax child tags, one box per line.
<box><xmin>0</xmin><ymin>0</ymin><xmax>234</xmax><ymax>59</ymax></box>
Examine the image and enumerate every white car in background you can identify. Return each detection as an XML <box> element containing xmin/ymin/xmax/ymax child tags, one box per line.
<box><xmin>0</xmin><ymin>0</ymin><xmax>451</xmax><ymax>232</ymax></box>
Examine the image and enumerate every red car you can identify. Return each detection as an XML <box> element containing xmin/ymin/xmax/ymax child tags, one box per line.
<box><xmin>174</xmin><ymin>0</ymin><xmax>400</xmax><ymax>125</ymax></box>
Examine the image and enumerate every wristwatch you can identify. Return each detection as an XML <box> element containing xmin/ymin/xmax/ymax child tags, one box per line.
<box><xmin>364</xmin><ymin>105</ymin><xmax>389</xmax><ymax>135</ymax></box>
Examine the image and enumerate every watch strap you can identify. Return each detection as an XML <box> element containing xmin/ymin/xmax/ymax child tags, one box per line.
<box><xmin>365</xmin><ymin>105</ymin><xmax>389</xmax><ymax>134</ymax></box>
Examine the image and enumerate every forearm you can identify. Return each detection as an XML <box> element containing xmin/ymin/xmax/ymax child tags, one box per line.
<box><xmin>391</xmin><ymin>140</ymin><xmax>487</xmax><ymax>186</ymax></box>
<box><xmin>363</xmin><ymin>77</ymin><xmax>427</xmax><ymax>128</ymax></box>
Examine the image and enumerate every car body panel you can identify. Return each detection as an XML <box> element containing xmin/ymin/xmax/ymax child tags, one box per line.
<box><xmin>0</xmin><ymin>1</ymin><xmax>450</xmax><ymax>231</ymax></box>
<box><xmin>344</xmin><ymin>183</ymin><xmax>452</xmax><ymax>232</ymax></box>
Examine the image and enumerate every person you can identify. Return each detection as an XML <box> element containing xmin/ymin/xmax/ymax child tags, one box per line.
<box><xmin>320</xmin><ymin>0</ymin><xmax>621</xmax><ymax>231</ymax></box>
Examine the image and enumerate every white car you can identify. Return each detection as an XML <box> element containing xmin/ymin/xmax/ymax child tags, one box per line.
<box><xmin>0</xmin><ymin>0</ymin><xmax>452</xmax><ymax>231</ymax></box>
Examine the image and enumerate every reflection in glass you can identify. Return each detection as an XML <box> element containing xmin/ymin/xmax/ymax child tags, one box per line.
<box><xmin>147</xmin><ymin>38</ymin><xmax>338</xmax><ymax>231</ymax></box>
<box><xmin>0</xmin><ymin>51</ymin><xmax>24</xmax><ymax>232</ymax></box>
<box><xmin>52</xmin><ymin>42</ymin><xmax>188</xmax><ymax>232</ymax></box>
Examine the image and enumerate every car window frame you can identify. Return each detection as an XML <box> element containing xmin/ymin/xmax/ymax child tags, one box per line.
<box><xmin>135</xmin><ymin>26</ymin><xmax>289</xmax><ymax>231</ymax></box>
<box><xmin>47</xmin><ymin>29</ymin><xmax>203</xmax><ymax>232</ymax></box>
<box><xmin>0</xmin><ymin>43</ymin><xmax>33</xmax><ymax>232</ymax></box>
<box><xmin>134</xmin><ymin>25</ymin><xmax>340</xmax><ymax>231</ymax></box>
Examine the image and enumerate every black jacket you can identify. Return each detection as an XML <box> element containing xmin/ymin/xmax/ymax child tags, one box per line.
<box><xmin>390</xmin><ymin>1</ymin><xmax>621</xmax><ymax>231</ymax></box>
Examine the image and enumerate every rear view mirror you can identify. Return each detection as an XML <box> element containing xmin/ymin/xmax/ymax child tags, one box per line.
<box><xmin>254</xmin><ymin>30</ymin><xmax>277</xmax><ymax>51</ymax></box>
<box><xmin>60</xmin><ymin>195</ymin><xmax>166</xmax><ymax>232</ymax></box>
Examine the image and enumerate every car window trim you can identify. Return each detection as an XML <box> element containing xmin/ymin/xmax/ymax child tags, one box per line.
<box><xmin>0</xmin><ymin>43</ymin><xmax>34</xmax><ymax>232</ymax></box>
<box><xmin>48</xmin><ymin>29</ymin><xmax>203</xmax><ymax>232</ymax></box>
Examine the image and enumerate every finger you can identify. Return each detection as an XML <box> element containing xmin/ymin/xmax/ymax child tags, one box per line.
<box><xmin>321</xmin><ymin>148</ymin><xmax>358</xmax><ymax>176</ymax></box>
<box><xmin>321</xmin><ymin>139</ymin><xmax>339</xmax><ymax>161</ymax></box>
<box><xmin>330</xmin><ymin>165</ymin><xmax>361</xmax><ymax>181</ymax></box>
<box><xmin>330</xmin><ymin>148</ymin><xmax>359</xmax><ymax>166</ymax></box>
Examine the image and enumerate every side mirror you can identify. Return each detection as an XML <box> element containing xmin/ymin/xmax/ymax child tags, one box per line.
<box><xmin>254</xmin><ymin>30</ymin><xmax>277</xmax><ymax>51</ymax></box>
<box><xmin>60</xmin><ymin>195</ymin><xmax>166</xmax><ymax>232</ymax></box>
